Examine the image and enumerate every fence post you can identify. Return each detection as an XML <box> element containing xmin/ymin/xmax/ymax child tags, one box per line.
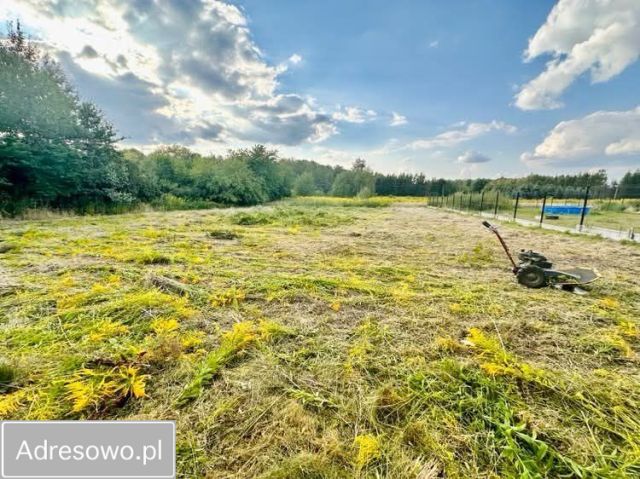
<box><xmin>513</xmin><ymin>192</ymin><xmax>520</xmax><ymax>221</ymax></box>
<box><xmin>479</xmin><ymin>191</ymin><xmax>485</xmax><ymax>212</ymax></box>
<box><xmin>579</xmin><ymin>186</ymin><xmax>590</xmax><ymax>231</ymax></box>
<box><xmin>540</xmin><ymin>195</ymin><xmax>547</xmax><ymax>225</ymax></box>
<box><xmin>493</xmin><ymin>191</ymin><xmax>500</xmax><ymax>217</ymax></box>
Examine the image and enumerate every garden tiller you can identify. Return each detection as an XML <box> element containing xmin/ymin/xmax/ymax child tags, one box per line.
<box><xmin>482</xmin><ymin>221</ymin><xmax>599</xmax><ymax>290</ymax></box>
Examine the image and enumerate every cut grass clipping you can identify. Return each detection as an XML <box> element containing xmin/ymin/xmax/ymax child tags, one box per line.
<box><xmin>177</xmin><ymin>320</ymin><xmax>291</xmax><ymax>405</ymax></box>
<box><xmin>0</xmin><ymin>201</ymin><xmax>638</xmax><ymax>477</ymax></box>
<box><xmin>207</xmin><ymin>229</ymin><xmax>240</xmax><ymax>240</ymax></box>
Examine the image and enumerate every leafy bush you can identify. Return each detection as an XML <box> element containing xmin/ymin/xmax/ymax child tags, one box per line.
<box><xmin>292</xmin><ymin>172</ymin><xmax>319</xmax><ymax>196</ymax></box>
<box><xmin>151</xmin><ymin>194</ymin><xmax>218</xmax><ymax>211</ymax></box>
<box><xmin>357</xmin><ymin>186</ymin><xmax>374</xmax><ymax>199</ymax></box>
<box><xmin>331</xmin><ymin>170</ymin><xmax>375</xmax><ymax>197</ymax></box>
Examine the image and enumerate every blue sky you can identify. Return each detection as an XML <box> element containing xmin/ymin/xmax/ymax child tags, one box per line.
<box><xmin>2</xmin><ymin>0</ymin><xmax>640</xmax><ymax>178</ymax></box>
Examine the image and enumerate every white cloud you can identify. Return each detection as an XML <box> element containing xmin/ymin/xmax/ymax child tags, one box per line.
<box><xmin>308</xmin><ymin>122</ymin><xmax>338</xmax><ymax>143</ymax></box>
<box><xmin>332</xmin><ymin>106</ymin><xmax>377</xmax><ymax>123</ymax></box>
<box><xmin>297</xmin><ymin>146</ymin><xmax>357</xmax><ymax>167</ymax></box>
<box><xmin>605</xmin><ymin>139</ymin><xmax>640</xmax><ymax>155</ymax></box>
<box><xmin>457</xmin><ymin>151</ymin><xmax>492</xmax><ymax>163</ymax></box>
<box><xmin>429</xmin><ymin>40</ymin><xmax>439</xmax><ymax>48</ymax></box>
<box><xmin>521</xmin><ymin>106</ymin><xmax>640</xmax><ymax>164</ymax></box>
<box><xmin>408</xmin><ymin>121</ymin><xmax>516</xmax><ymax>150</ymax></box>
<box><xmin>0</xmin><ymin>0</ymin><xmax>335</xmax><ymax>146</ymax></box>
<box><xmin>389</xmin><ymin>112</ymin><xmax>407</xmax><ymax>126</ymax></box>
<box><xmin>515</xmin><ymin>0</ymin><xmax>640</xmax><ymax>110</ymax></box>
<box><xmin>288</xmin><ymin>53</ymin><xmax>302</xmax><ymax>65</ymax></box>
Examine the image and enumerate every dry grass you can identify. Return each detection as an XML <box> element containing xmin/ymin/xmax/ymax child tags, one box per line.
<box><xmin>0</xmin><ymin>199</ymin><xmax>639</xmax><ymax>478</ymax></box>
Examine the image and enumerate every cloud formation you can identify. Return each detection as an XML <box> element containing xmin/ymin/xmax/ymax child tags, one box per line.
<box><xmin>389</xmin><ymin>112</ymin><xmax>407</xmax><ymax>126</ymax></box>
<box><xmin>288</xmin><ymin>54</ymin><xmax>302</xmax><ymax>65</ymax></box>
<box><xmin>516</xmin><ymin>0</ymin><xmax>640</xmax><ymax>110</ymax></box>
<box><xmin>332</xmin><ymin>106</ymin><xmax>377</xmax><ymax>124</ymax></box>
<box><xmin>457</xmin><ymin>151</ymin><xmax>492</xmax><ymax>163</ymax></box>
<box><xmin>408</xmin><ymin>121</ymin><xmax>516</xmax><ymax>150</ymax></box>
<box><xmin>521</xmin><ymin>106</ymin><xmax>640</xmax><ymax>164</ymax></box>
<box><xmin>0</xmin><ymin>0</ymin><xmax>335</xmax><ymax>146</ymax></box>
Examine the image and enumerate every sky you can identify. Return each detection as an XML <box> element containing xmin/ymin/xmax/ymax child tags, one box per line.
<box><xmin>1</xmin><ymin>0</ymin><xmax>640</xmax><ymax>179</ymax></box>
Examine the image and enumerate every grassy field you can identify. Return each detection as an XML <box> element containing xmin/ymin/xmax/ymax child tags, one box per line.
<box><xmin>514</xmin><ymin>199</ymin><xmax>640</xmax><ymax>231</ymax></box>
<box><xmin>1</xmin><ymin>198</ymin><xmax>639</xmax><ymax>478</ymax></box>
<box><xmin>439</xmin><ymin>195</ymin><xmax>640</xmax><ymax>231</ymax></box>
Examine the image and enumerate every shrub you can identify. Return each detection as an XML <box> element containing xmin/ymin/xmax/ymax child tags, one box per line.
<box><xmin>357</xmin><ymin>186</ymin><xmax>373</xmax><ymax>199</ymax></box>
<box><xmin>292</xmin><ymin>172</ymin><xmax>318</xmax><ymax>197</ymax></box>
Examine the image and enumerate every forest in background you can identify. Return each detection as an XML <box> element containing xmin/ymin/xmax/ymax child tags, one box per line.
<box><xmin>2</xmin><ymin>22</ymin><xmax>639</xmax><ymax>217</ymax></box>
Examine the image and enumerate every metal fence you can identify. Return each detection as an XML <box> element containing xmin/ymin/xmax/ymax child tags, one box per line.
<box><xmin>427</xmin><ymin>186</ymin><xmax>640</xmax><ymax>241</ymax></box>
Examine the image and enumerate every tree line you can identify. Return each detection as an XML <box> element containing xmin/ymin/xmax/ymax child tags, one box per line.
<box><xmin>2</xmin><ymin>22</ymin><xmax>639</xmax><ymax>216</ymax></box>
<box><xmin>373</xmin><ymin>170</ymin><xmax>640</xmax><ymax>199</ymax></box>
<box><xmin>0</xmin><ymin>23</ymin><xmax>343</xmax><ymax>214</ymax></box>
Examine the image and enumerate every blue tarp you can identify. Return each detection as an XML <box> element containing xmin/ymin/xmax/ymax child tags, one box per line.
<box><xmin>542</xmin><ymin>205</ymin><xmax>590</xmax><ymax>215</ymax></box>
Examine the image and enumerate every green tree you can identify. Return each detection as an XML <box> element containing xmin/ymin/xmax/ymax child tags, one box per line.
<box><xmin>0</xmin><ymin>21</ymin><xmax>130</xmax><ymax>213</ymax></box>
<box><xmin>194</xmin><ymin>158</ymin><xmax>266</xmax><ymax>205</ymax></box>
<box><xmin>330</xmin><ymin>169</ymin><xmax>375</xmax><ymax>197</ymax></box>
<box><xmin>292</xmin><ymin>172</ymin><xmax>318</xmax><ymax>196</ymax></box>
<box><xmin>145</xmin><ymin>145</ymin><xmax>200</xmax><ymax>197</ymax></box>
<box><xmin>234</xmin><ymin>145</ymin><xmax>290</xmax><ymax>201</ymax></box>
<box><xmin>121</xmin><ymin>149</ymin><xmax>159</xmax><ymax>201</ymax></box>
<box><xmin>619</xmin><ymin>170</ymin><xmax>640</xmax><ymax>198</ymax></box>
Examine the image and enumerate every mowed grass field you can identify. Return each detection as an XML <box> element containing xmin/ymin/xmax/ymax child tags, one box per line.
<box><xmin>513</xmin><ymin>199</ymin><xmax>640</xmax><ymax>232</ymax></box>
<box><xmin>1</xmin><ymin>199</ymin><xmax>639</xmax><ymax>478</ymax></box>
<box><xmin>441</xmin><ymin>196</ymin><xmax>640</xmax><ymax>232</ymax></box>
